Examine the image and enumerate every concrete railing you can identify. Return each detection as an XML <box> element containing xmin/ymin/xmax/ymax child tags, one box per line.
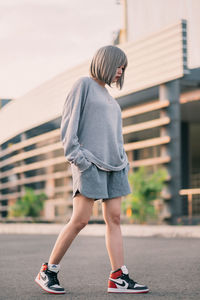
<box><xmin>180</xmin><ymin>188</ymin><xmax>200</xmax><ymax>224</ymax></box>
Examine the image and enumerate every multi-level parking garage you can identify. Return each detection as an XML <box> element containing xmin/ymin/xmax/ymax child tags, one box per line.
<box><xmin>1</xmin><ymin>21</ymin><xmax>200</xmax><ymax>223</ymax></box>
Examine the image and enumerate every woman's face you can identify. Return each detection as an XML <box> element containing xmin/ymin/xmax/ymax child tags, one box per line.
<box><xmin>112</xmin><ymin>65</ymin><xmax>125</xmax><ymax>82</ymax></box>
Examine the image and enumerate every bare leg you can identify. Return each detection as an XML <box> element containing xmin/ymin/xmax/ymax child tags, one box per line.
<box><xmin>102</xmin><ymin>197</ymin><xmax>124</xmax><ymax>271</ymax></box>
<box><xmin>48</xmin><ymin>193</ymin><xmax>94</xmax><ymax>264</ymax></box>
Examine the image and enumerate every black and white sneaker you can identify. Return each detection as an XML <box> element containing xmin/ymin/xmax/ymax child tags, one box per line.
<box><xmin>108</xmin><ymin>265</ymin><xmax>149</xmax><ymax>294</ymax></box>
<box><xmin>35</xmin><ymin>262</ymin><xmax>66</xmax><ymax>294</ymax></box>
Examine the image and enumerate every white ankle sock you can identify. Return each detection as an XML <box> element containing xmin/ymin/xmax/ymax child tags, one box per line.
<box><xmin>121</xmin><ymin>265</ymin><xmax>129</xmax><ymax>274</ymax></box>
<box><xmin>48</xmin><ymin>263</ymin><xmax>60</xmax><ymax>273</ymax></box>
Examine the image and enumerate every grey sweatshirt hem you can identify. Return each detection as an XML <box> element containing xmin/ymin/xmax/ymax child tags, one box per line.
<box><xmin>81</xmin><ymin>147</ymin><xmax>128</xmax><ymax>171</ymax></box>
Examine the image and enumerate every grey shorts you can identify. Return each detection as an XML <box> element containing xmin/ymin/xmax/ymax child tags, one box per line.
<box><xmin>71</xmin><ymin>162</ymin><xmax>131</xmax><ymax>201</ymax></box>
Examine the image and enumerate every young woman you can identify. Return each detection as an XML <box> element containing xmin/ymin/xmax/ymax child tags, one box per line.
<box><xmin>35</xmin><ymin>45</ymin><xmax>149</xmax><ymax>295</ymax></box>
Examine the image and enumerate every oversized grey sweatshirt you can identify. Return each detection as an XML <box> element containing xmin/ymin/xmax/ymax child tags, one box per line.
<box><xmin>61</xmin><ymin>76</ymin><xmax>128</xmax><ymax>172</ymax></box>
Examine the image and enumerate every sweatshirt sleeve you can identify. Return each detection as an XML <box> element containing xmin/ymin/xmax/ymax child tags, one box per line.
<box><xmin>60</xmin><ymin>78</ymin><xmax>91</xmax><ymax>172</ymax></box>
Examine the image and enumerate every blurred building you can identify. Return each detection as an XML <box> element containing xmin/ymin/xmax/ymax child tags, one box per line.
<box><xmin>119</xmin><ymin>0</ymin><xmax>200</xmax><ymax>224</ymax></box>
<box><xmin>0</xmin><ymin>99</ymin><xmax>12</xmax><ymax>110</ymax></box>
<box><xmin>0</xmin><ymin>1</ymin><xmax>200</xmax><ymax>224</ymax></box>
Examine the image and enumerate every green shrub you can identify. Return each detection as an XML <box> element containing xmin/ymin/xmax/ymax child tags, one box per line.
<box><xmin>9</xmin><ymin>187</ymin><xmax>47</xmax><ymax>218</ymax></box>
<box><xmin>123</xmin><ymin>167</ymin><xmax>167</xmax><ymax>224</ymax></box>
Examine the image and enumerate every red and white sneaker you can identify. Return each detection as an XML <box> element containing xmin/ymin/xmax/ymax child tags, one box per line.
<box><xmin>35</xmin><ymin>262</ymin><xmax>66</xmax><ymax>294</ymax></box>
<box><xmin>108</xmin><ymin>265</ymin><xmax>149</xmax><ymax>294</ymax></box>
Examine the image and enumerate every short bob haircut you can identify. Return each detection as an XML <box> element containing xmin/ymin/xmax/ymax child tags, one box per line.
<box><xmin>90</xmin><ymin>45</ymin><xmax>128</xmax><ymax>90</ymax></box>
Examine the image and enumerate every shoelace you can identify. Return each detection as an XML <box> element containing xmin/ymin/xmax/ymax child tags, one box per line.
<box><xmin>121</xmin><ymin>273</ymin><xmax>136</xmax><ymax>288</ymax></box>
<box><xmin>47</xmin><ymin>270</ymin><xmax>60</xmax><ymax>286</ymax></box>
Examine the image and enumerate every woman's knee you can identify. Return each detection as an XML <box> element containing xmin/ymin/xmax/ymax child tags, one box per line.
<box><xmin>104</xmin><ymin>212</ymin><xmax>121</xmax><ymax>226</ymax></box>
<box><xmin>69</xmin><ymin>193</ymin><xmax>93</xmax><ymax>232</ymax></box>
<box><xmin>103</xmin><ymin>197</ymin><xmax>122</xmax><ymax>227</ymax></box>
<box><xmin>70</xmin><ymin>217</ymin><xmax>89</xmax><ymax>232</ymax></box>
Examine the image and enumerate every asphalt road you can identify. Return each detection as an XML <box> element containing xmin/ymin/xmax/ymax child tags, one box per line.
<box><xmin>0</xmin><ymin>234</ymin><xmax>200</xmax><ymax>300</ymax></box>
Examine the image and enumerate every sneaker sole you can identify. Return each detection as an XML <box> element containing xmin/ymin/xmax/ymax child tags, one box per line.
<box><xmin>108</xmin><ymin>287</ymin><xmax>149</xmax><ymax>294</ymax></box>
<box><xmin>35</xmin><ymin>275</ymin><xmax>66</xmax><ymax>294</ymax></box>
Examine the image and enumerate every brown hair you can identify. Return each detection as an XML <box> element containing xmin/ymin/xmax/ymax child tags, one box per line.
<box><xmin>90</xmin><ymin>45</ymin><xmax>128</xmax><ymax>89</ymax></box>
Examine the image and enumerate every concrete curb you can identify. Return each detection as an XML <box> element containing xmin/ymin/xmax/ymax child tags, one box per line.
<box><xmin>0</xmin><ymin>223</ymin><xmax>200</xmax><ymax>238</ymax></box>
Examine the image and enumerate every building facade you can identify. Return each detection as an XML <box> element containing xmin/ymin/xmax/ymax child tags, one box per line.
<box><xmin>0</xmin><ymin>17</ymin><xmax>200</xmax><ymax>223</ymax></box>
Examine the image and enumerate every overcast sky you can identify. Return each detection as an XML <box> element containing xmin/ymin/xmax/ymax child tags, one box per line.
<box><xmin>0</xmin><ymin>0</ymin><xmax>121</xmax><ymax>98</ymax></box>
